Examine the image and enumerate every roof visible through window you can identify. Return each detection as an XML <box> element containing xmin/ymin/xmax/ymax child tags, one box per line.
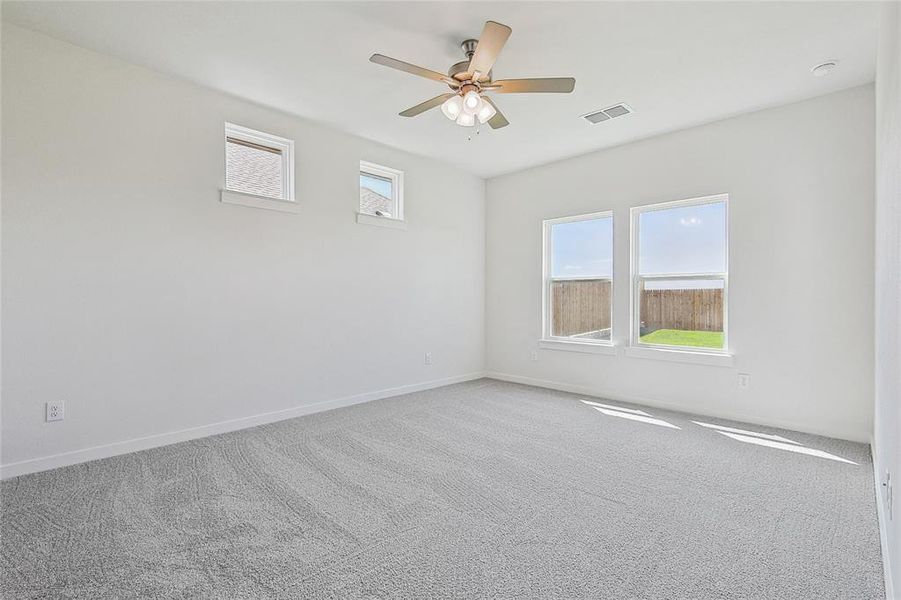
<box><xmin>226</xmin><ymin>137</ymin><xmax>284</xmax><ymax>199</ymax></box>
<box><xmin>360</xmin><ymin>172</ymin><xmax>394</xmax><ymax>217</ymax></box>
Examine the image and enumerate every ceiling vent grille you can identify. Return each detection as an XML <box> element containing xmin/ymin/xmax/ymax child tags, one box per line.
<box><xmin>582</xmin><ymin>103</ymin><xmax>633</xmax><ymax>124</ymax></box>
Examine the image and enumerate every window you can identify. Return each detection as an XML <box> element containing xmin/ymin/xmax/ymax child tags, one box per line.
<box><xmin>631</xmin><ymin>194</ymin><xmax>728</xmax><ymax>353</ymax></box>
<box><xmin>542</xmin><ymin>212</ymin><xmax>614</xmax><ymax>347</ymax></box>
<box><xmin>222</xmin><ymin>123</ymin><xmax>295</xmax><ymax>212</ymax></box>
<box><xmin>358</xmin><ymin>161</ymin><xmax>404</xmax><ymax>227</ymax></box>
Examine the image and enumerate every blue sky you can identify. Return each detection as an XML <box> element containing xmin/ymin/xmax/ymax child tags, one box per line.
<box><xmin>550</xmin><ymin>201</ymin><xmax>726</xmax><ymax>280</ymax></box>
<box><xmin>639</xmin><ymin>202</ymin><xmax>726</xmax><ymax>275</ymax></box>
<box><xmin>551</xmin><ymin>216</ymin><xmax>613</xmax><ymax>278</ymax></box>
<box><xmin>361</xmin><ymin>173</ymin><xmax>392</xmax><ymax>198</ymax></box>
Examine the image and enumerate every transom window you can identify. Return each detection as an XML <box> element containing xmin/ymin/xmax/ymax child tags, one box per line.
<box><xmin>224</xmin><ymin>123</ymin><xmax>294</xmax><ymax>201</ymax></box>
<box><xmin>631</xmin><ymin>194</ymin><xmax>728</xmax><ymax>352</ymax></box>
<box><xmin>542</xmin><ymin>211</ymin><xmax>614</xmax><ymax>344</ymax></box>
<box><xmin>359</xmin><ymin>161</ymin><xmax>403</xmax><ymax>221</ymax></box>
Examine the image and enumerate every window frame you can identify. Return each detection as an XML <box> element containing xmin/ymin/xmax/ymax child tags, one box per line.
<box><xmin>222</xmin><ymin>122</ymin><xmax>295</xmax><ymax>210</ymax></box>
<box><xmin>358</xmin><ymin>160</ymin><xmax>404</xmax><ymax>226</ymax></box>
<box><xmin>541</xmin><ymin>210</ymin><xmax>615</xmax><ymax>350</ymax></box>
<box><xmin>629</xmin><ymin>193</ymin><xmax>730</xmax><ymax>355</ymax></box>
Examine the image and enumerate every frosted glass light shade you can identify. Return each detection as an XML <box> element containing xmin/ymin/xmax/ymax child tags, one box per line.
<box><xmin>477</xmin><ymin>100</ymin><xmax>497</xmax><ymax>124</ymax></box>
<box><xmin>456</xmin><ymin>112</ymin><xmax>475</xmax><ymax>127</ymax></box>
<box><xmin>441</xmin><ymin>95</ymin><xmax>463</xmax><ymax>120</ymax></box>
<box><xmin>462</xmin><ymin>90</ymin><xmax>482</xmax><ymax>115</ymax></box>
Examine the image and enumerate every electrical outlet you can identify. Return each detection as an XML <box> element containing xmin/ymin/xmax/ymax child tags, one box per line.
<box><xmin>737</xmin><ymin>373</ymin><xmax>751</xmax><ymax>389</ymax></box>
<box><xmin>424</xmin><ymin>352</ymin><xmax>433</xmax><ymax>365</ymax></box>
<box><xmin>46</xmin><ymin>401</ymin><xmax>65</xmax><ymax>422</ymax></box>
<box><xmin>530</xmin><ymin>350</ymin><xmax>539</xmax><ymax>362</ymax></box>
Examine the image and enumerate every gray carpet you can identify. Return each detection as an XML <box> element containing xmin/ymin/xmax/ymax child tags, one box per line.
<box><xmin>1</xmin><ymin>379</ymin><xmax>884</xmax><ymax>599</ymax></box>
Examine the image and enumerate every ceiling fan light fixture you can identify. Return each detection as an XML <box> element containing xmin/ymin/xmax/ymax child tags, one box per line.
<box><xmin>441</xmin><ymin>95</ymin><xmax>463</xmax><ymax>120</ymax></box>
<box><xmin>462</xmin><ymin>90</ymin><xmax>482</xmax><ymax>115</ymax></box>
<box><xmin>476</xmin><ymin>99</ymin><xmax>497</xmax><ymax>124</ymax></box>
<box><xmin>371</xmin><ymin>19</ymin><xmax>575</xmax><ymax>131</ymax></box>
<box><xmin>456</xmin><ymin>111</ymin><xmax>476</xmax><ymax>127</ymax></box>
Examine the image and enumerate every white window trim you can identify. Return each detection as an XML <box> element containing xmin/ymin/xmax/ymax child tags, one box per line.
<box><xmin>539</xmin><ymin>339</ymin><xmax>617</xmax><ymax>355</ymax></box>
<box><xmin>222</xmin><ymin>122</ymin><xmax>295</xmax><ymax>211</ymax></box>
<box><xmin>624</xmin><ymin>345</ymin><xmax>734</xmax><ymax>367</ymax></box>
<box><xmin>356</xmin><ymin>212</ymin><xmax>406</xmax><ymax>229</ymax></box>
<box><xmin>629</xmin><ymin>193</ymin><xmax>731</xmax><ymax>359</ymax></box>
<box><xmin>220</xmin><ymin>190</ymin><xmax>300</xmax><ymax>214</ymax></box>
<box><xmin>358</xmin><ymin>160</ymin><xmax>404</xmax><ymax>226</ymax></box>
<box><xmin>541</xmin><ymin>210</ymin><xmax>615</xmax><ymax>350</ymax></box>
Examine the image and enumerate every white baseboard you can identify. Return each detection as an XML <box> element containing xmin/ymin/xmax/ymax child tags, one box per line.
<box><xmin>0</xmin><ymin>372</ymin><xmax>486</xmax><ymax>480</ymax></box>
<box><xmin>872</xmin><ymin>442</ymin><xmax>895</xmax><ymax>600</ymax></box>
<box><xmin>483</xmin><ymin>371</ymin><xmax>869</xmax><ymax>443</ymax></box>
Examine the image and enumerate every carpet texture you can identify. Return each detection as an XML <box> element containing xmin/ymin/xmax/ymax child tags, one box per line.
<box><xmin>1</xmin><ymin>379</ymin><xmax>884</xmax><ymax>599</ymax></box>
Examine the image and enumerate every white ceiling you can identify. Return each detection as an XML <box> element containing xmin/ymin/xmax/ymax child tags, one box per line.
<box><xmin>2</xmin><ymin>1</ymin><xmax>878</xmax><ymax>178</ymax></box>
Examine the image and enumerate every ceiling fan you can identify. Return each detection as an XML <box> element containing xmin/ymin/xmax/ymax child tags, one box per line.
<box><xmin>370</xmin><ymin>21</ymin><xmax>575</xmax><ymax>129</ymax></box>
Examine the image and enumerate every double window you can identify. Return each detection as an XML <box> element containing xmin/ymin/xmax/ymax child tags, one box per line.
<box><xmin>542</xmin><ymin>194</ymin><xmax>729</xmax><ymax>356</ymax></box>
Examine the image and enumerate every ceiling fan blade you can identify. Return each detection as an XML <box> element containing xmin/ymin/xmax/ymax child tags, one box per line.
<box><xmin>482</xmin><ymin>97</ymin><xmax>509</xmax><ymax>129</ymax></box>
<box><xmin>370</xmin><ymin>54</ymin><xmax>456</xmax><ymax>85</ymax></box>
<box><xmin>468</xmin><ymin>21</ymin><xmax>512</xmax><ymax>78</ymax></box>
<box><xmin>492</xmin><ymin>78</ymin><xmax>576</xmax><ymax>93</ymax></box>
<box><xmin>399</xmin><ymin>93</ymin><xmax>457</xmax><ymax>117</ymax></box>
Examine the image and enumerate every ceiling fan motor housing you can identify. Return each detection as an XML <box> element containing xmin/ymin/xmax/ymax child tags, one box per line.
<box><xmin>448</xmin><ymin>60</ymin><xmax>492</xmax><ymax>84</ymax></box>
<box><xmin>448</xmin><ymin>38</ymin><xmax>493</xmax><ymax>84</ymax></box>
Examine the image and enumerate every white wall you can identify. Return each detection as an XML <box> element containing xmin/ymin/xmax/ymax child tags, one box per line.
<box><xmin>486</xmin><ymin>85</ymin><xmax>875</xmax><ymax>443</ymax></box>
<box><xmin>873</xmin><ymin>3</ymin><xmax>901</xmax><ymax>597</ymax></box>
<box><xmin>0</xmin><ymin>24</ymin><xmax>485</xmax><ymax>475</ymax></box>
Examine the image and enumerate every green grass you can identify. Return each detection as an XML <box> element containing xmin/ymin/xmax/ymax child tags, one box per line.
<box><xmin>639</xmin><ymin>329</ymin><xmax>724</xmax><ymax>348</ymax></box>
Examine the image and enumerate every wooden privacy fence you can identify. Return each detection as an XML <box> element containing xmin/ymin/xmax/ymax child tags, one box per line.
<box><xmin>551</xmin><ymin>279</ymin><xmax>611</xmax><ymax>337</ymax></box>
<box><xmin>551</xmin><ymin>279</ymin><xmax>723</xmax><ymax>336</ymax></box>
<box><xmin>640</xmin><ymin>287</ymin><xmax>723</xmax><ymax>332</ymax></box>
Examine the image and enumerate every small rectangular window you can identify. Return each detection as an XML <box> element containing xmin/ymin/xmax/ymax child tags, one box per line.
<box><xmin>359</xmin><ymin>161</ymin><xmax>403</xmax><ymax>221</ymax></box>
<box><xmin>224</xmin><ymin>123</ymin><xmax>294</xmax><ymax>201</ymax></box>
<box><xmin>542</xmin><ymin>212</ymin><xmax>614</xmax><ymax>345</ymax></box>
<box><xmin>631</xmin><ymin>194</ymin><xmax>728</xmax><ymax>352</ymax></box>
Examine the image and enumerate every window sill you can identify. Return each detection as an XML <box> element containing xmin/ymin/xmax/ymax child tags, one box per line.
<box><xmin>356</xmin><ymin>213</ymin><xmax>406</xmax><ymax>230</ymax></box>
<box><xmin>221</xmin><ymin>190</ymin><xmax>299</xmax><ymax>213</ymax></box>
<box><xmin>539</xmin><ymin>339</ymin><xmax>616</xmax><ymax>355</ymax></box>
<box><xmin>625</xmin><ymin>345</ymin><xmax>734</xmax><ymax>367</ymax></box>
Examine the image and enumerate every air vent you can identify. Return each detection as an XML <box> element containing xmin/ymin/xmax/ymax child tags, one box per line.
<box><xmin>582</xmin><ymin>103</ymin><xmax>633</xmax><ymax>124</ymax></box>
